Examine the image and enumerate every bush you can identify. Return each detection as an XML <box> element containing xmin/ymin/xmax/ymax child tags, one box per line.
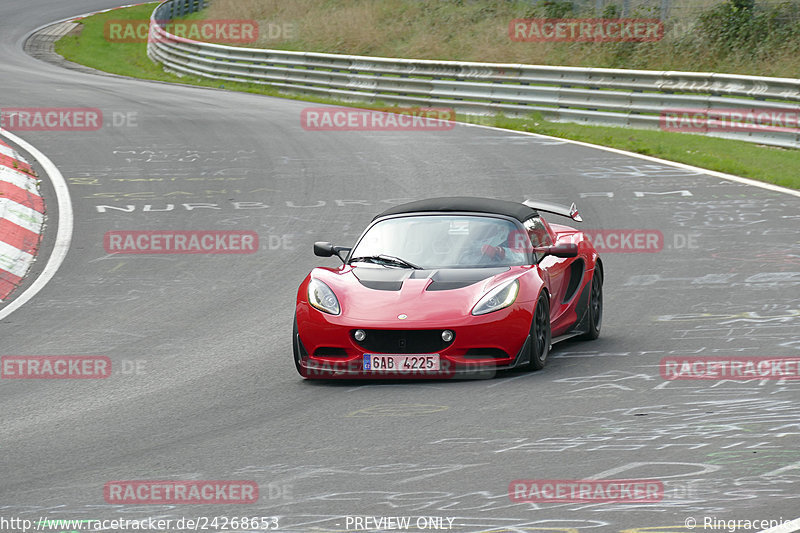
<box><xmin>692</xmin><ymin>0</ymin><xmax>800</xmax><ymax>57</ymax></box>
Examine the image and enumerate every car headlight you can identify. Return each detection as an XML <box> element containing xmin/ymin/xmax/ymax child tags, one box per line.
<box><xmin>308</xmin><ymin>278</ymin><xmax>341</xmax><ymax>315</ymax></box>
<box><xmin>472</xmin><ymin>279</ymin><xmax>520</xmax><ymax>316</ymax></box>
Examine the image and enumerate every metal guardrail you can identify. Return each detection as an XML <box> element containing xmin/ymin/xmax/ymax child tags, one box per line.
<box><xmin>147</xmin><ymin>0</ymin><xmax>800</xmax><ymax>148</ymax></box>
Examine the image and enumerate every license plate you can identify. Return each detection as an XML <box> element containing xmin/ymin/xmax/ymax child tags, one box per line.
<box><xmin>364</xmin><ymin>354</ymin><xmax>440</xmax><ymax>372</ymax></box>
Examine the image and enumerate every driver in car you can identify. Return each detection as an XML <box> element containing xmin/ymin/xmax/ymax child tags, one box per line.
<box><xmin>473</xmin><ymin>224</ymin><xmax>528</xmax><ymax>264</ymax></box>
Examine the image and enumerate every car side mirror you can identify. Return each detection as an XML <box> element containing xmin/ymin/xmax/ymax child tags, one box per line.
<box><xmin>536</xmin><ymin>243</ymin><xmax>578</xmax><ymax>259</ymax></box>
<box><xmin>314</xmin><ymin>242</ymin><xmax>351</xmax><ymax>262</ymax></box>
<box><xmin>548</xmin><ymin>243</ymin><xmax>578</xmax><ymax>258</ymax></box>
<box><xmin>314</xmin><ymin>241</ymin><xmax>335</xmax><ymax>257</ymax></box>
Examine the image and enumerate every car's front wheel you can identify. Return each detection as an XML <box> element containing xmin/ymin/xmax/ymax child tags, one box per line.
<box><xmin>293</xmin><ymin>317</ymin><xmax>305</xmax><ymax>377</ymax></box>
<box><xmin>522</xmin><ymin>292</ymin><xmax>551</xmax><ymax>371</ymax></box>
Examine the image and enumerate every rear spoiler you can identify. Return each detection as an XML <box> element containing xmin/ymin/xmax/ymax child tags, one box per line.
<box><xmin>523</xmin><ymin>200</ymin><xmax>583</xmax><ymax>222</ymax></box>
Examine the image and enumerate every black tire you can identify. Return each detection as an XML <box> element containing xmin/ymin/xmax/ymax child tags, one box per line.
<box><xmin>522</xmin><ymin>292</ymin><xmax>551</xmax><ymax>371</ymax></box>
<box><xmin>292</xmin><ymin>317</ymin><xmax>305</xmax><ymax>376</ymax></box>
<box><xmin>579</xmin><ymin>268</ymin><xmax>603</xmax><ymax>340</ymax></box>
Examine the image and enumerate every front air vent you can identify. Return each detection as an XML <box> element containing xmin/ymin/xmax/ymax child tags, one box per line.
<box><xmin>313</xmin><ymin>347</ymin><xmax>349</xmax><ymax>358</ymax></box>
<box><xmin>464</xmin><ymin>348</ymin><xmax>509</xmax><ymax>359</ymax></box>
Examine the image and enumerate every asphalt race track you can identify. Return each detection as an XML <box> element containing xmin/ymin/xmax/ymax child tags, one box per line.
<box><xmin>1</xmin><ymin>1</ymin><xmax>799</xmax><ymax>532</ymax></box>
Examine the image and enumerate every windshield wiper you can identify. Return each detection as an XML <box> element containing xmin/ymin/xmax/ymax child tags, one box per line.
<box><xmin>349</xmin><ymin>254</ymin><xmax>422</xmax><ymax>269</ymax></box>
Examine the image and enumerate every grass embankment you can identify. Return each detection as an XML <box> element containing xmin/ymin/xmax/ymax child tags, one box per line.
<box><xmin>54</xmin><ymin>3</ymin><xmax>800</xmax><ymax>189</ymax></box>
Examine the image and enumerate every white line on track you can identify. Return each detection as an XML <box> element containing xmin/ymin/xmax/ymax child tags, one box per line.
<box><xmin>0</xmin><ymin>129</ymin><xmax>72</xmax><ymax>320</ymax></box>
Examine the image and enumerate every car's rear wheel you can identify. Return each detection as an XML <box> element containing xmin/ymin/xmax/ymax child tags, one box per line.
<box><xmin>579</xmin><ymin>268</ymin><xmax>603</xmax><ymax>340</ymax></box>
<box><xmin>522</xmin><ymin>292</ymin><xmax>551</xmax><ymax>371</ymax></box>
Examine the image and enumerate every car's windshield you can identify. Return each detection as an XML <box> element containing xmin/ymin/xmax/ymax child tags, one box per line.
<box><xmin>349</xmin><ymin>215</ymin><xmax>529</xmax><ymax>269</ymax></box>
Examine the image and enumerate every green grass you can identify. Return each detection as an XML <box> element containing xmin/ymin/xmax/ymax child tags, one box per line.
<box><xmin>55</xmin><ymin>3</ymin><xmax>283</xmax><ymax>93</ymax></box>
<box><xmin>55</xmin><ymin>3</ymin><xmax>799</xmax><ymax>190</ymax></box>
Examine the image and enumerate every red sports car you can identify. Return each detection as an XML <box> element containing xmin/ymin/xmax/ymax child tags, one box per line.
<box><xmin>293</xmin><ymin>197</ymin><xmax>602</xmax><ymax>379</ymax></box>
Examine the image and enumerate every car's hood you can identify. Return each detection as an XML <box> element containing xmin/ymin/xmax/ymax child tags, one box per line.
<box><xmin>311</xmin><ymin>265</ymin><xmax>530</xmax><ymax>323</ymax></box>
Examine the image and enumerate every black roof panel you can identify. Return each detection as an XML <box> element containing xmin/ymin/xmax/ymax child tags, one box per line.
<box><xmin>374</xmin><ymin>197</ymin><xmax>537</xmax><ymax>222</ymax></box>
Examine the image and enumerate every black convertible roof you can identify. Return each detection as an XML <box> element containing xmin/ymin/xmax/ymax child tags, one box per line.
<box><xmin>375</xmin><ymin>197</ymin><xmax>537</xmax><ymax>222</ymax></box>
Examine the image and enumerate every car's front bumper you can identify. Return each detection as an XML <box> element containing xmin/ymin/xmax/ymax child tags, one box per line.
<box><xmin>294</xmin><ymin>304</ymin><xmax>534</xmax><ymax>379</ymax></box>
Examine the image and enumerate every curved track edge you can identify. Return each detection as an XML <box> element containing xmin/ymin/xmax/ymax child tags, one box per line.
<box><xmin>0</xmin><ymin>129</ymin><xmax>72</xmax><ymax>320</ymax></box>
